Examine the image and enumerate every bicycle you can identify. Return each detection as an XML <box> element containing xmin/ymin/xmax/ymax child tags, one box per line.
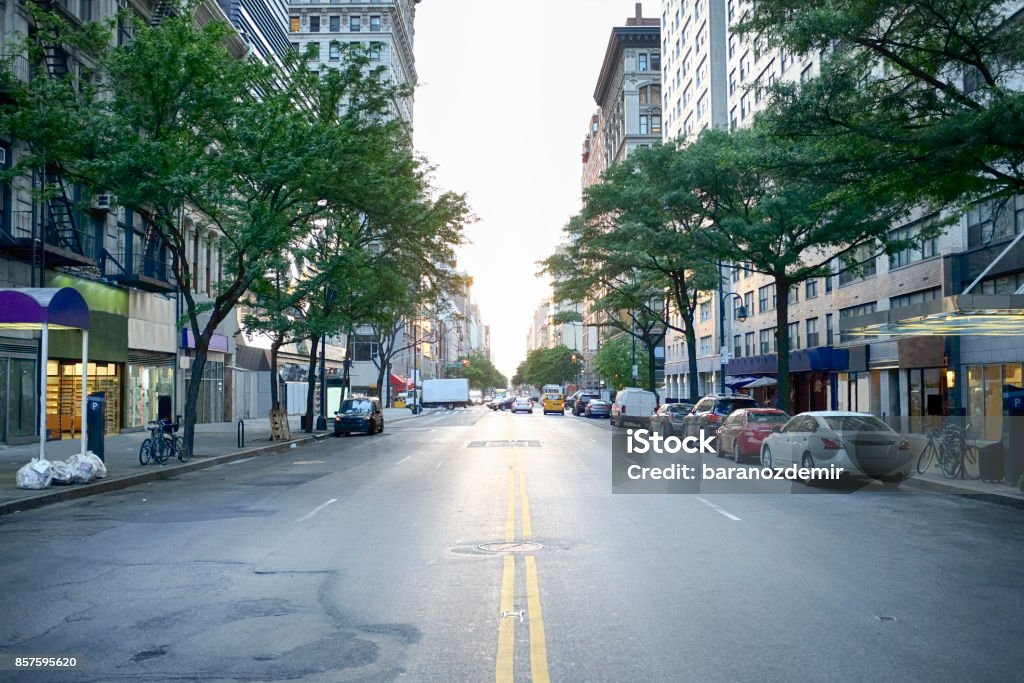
<box><xmin>138</xmin><ymin>417</ymin><xmax>189</xmax><ymax>465</ymax></box>
<box><xmin>916</xmin><ymin>423</ymin><xmax>979</xmax><ymax>480</ymax></box>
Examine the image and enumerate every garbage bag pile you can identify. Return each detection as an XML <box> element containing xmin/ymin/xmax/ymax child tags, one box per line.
<box><xmin>16</xmin><ymin>451</ymin><xmax>106</xmax><ymax>490</ymax></box>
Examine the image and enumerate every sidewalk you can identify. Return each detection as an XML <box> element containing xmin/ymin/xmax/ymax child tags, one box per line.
<box><xmin>903</xmin><ymin>470</ymin><xmax>1024</xmax><ymax>509</ymax></box>
<box><xmin>0</xmin><ymin>407</ymin><xmax>417</xmax><ymax>516</ymax></box>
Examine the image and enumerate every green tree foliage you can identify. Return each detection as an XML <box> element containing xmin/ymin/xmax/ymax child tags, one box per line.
<box><xmin>593</xmin><ymin>335</ymin><xmax>650</xmax><ymax>391</ymax></box>
<box><xmin>737</xmin><ymin>0</ymin><xmax>1024</xmax><ymax>205</ymax></box>
<box><xmin>518</xmin><ymin>346</ymin><xmax>578</xmax><ymax>388</ymax></box>
<box><xmin>457</xmin><ymin>352</ymin><xmax>507</xmax><ymax>392</ymax></box>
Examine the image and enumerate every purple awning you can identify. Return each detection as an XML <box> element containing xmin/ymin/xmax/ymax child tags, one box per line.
<box><xmin>0</xmin><ymin>287</ymin><xmax>90</xmax><ymax>330</ymax></box>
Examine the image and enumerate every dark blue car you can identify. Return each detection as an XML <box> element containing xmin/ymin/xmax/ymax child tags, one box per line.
<box><xmin>334</xmin><ymin>397</ymin><xmax>384</xmax><ymax>436</ymax></box>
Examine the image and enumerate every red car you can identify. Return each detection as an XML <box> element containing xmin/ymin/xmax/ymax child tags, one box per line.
<box><xmin>715</xmin><ymin>409</ymin><xmax>790</xmax><ymax>463</ymax></box>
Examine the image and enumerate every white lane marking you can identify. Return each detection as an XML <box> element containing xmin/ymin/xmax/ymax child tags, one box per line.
<box><xmin>396</xmin><ymin>455</ymin><xmax>411</xmax><ymax>465</ymax></box>
<box><xmin>296</xmin><ymin>498</ymin><xmax>337</xmax><ymax>522</ymax></box>
<box><xmin>696</xmin><ymin>497</ymin><xmax>741</xmax><ymax>521</ymax></box>
<box><xmin>228</xmin><ymin>457</ymin><xmax>257</xmax><ymax>465</ymax></box>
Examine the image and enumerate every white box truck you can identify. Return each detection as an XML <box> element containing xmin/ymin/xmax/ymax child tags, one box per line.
<box><xmin>422</xmin><ymin>378</ymin><xmax>471</xmax><ymax>409</ymax></box>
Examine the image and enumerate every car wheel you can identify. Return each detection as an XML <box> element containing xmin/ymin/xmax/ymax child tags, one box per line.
<box><xmin>761</xmin><ymin>445</ymin><xmax>773</xmax><ymax>469</ymax></box>
<box><xmin>367</xmin><ymin>422</ymin><xmax>376</xmax><ymax>436</ymax></box>
<box><xmin>800</xmin><ymin>453</ymin><xmax>815</xmax><ymax>486</ymax></box>
<box><xmin>378</xmin><ymin>421</ymin><xmax>384</xmax><ymax>433</ymax></box>
<box><xmin>880</xmin><ymin>474</ymin><xmax>903</xmax><ymax>489</ymax></box>
<box><xmin>732</xmin><ymin>439</ymin><xmax>742</xmax><ymax>463</ymax></box>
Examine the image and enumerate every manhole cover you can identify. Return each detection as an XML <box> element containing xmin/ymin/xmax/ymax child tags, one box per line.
<box><xmin>478</xmin><ymin>542</ymin><xmax>543</xmax><ymax>552</ymax></box>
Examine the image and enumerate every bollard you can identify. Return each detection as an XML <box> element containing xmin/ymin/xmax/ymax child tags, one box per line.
<box><xmin>237</xmin><ymin>419</ymin><xmax>245</xmax><ymax>448</ymax></box>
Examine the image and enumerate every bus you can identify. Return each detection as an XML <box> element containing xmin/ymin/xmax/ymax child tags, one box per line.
<box><xmin>541</xmin><ymin>384</ymin><xmax>565</xmax><ymax>415</ymax></box>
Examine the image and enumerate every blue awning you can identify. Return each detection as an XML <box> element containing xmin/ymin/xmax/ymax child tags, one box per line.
<box><xmin>0</xmin><ymin>287</ymin><xmax>90</xmax><ymax>330</ymax></box>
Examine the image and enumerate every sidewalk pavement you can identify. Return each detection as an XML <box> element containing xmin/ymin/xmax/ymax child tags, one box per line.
<box><xmin>903</xmin><ymin>470</ymin><xmax>1024</xmax><ymax>508</ymax></box>
<box><xmin>0</xmin><ymin>407</ymin><xmax>418</xmax><ymax>516</ymax></box>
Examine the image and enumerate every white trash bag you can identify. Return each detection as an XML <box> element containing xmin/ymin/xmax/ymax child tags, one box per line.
<box><xmin>82</xmin><ymin>451</ymin><xmax>107</xmax><ymax>479</ymax></box>
<box><xmin>50</xmin><ymin>460</ymin><xmax>74</xmax><ymax>486</ymax></box>
<box><xmin>16</xmin><ymin>457</ymin><xmax>53</xmax><ymax>490</ymax></box>
<box><xmin>66</xmin><ymin>453</ymin><xmax>97</xmax><ymax>485</ymax></box>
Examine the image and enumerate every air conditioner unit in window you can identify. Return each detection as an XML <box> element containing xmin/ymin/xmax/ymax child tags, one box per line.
<box><xmin>91</xmin><ymin>193</ymin><xmax>115</xmax><ymax>211</ymax></box>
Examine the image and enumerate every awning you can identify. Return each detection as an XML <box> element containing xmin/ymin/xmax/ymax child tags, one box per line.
<box><xmin>745</xmin><ymin>377</ymin><xmax>778</xmax><ymax>388</ymax></box>
<box><xmin>0</xmin><ymin>288</ymin><xmax>91</xmax><ymax>462</ymax></box>
<box><xmin>389</xmin><ymin>373</ymin><xmax>411</xmax><ymax>389</ymax></box>
<box><xmin>725</xmin><ymin>376</ymin><xmax>758</xmax><ymax>388</ymax></box>
<box><xmin>0</xmin><ymin>287</ymin><xmax>90</xmax><ymax>330</ymax></box>
<box><xmin>839</xmin><ymin>294</ymin><xmax>1024</xmax><ymax>337</ymax></box>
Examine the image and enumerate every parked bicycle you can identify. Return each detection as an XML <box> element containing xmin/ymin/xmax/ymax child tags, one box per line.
<box><xmin>138</xmin><ymin>417</ymin><xmax>189</xmax><ymax>465</ymax></box>
<box><xmin>916</xmin><ymin>423</ymin><xmax>979</xmax><ymax>480</ymax></box>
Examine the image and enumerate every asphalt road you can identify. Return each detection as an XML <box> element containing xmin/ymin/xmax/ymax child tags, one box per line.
<box><xmin>1</xmin><ymin>407</ymin><xmax>1022</xmax><ymax>682</ymax></box>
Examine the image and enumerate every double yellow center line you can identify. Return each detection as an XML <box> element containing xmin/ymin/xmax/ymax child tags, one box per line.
<box><xmin>496</xmin><ymin>454</ymin><xmax>550</xmax><ymax>683</ymax></box>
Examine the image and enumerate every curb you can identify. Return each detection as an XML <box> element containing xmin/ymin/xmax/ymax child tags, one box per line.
<box><xmin>902</xmin><ymin>477</ymin><xmax>1024</xmax><ymax>510</ymax></box>
<box><xmin>0</xmin><ymin>435</ymin><xmax>321</xmax><ymax>517</ymax></box>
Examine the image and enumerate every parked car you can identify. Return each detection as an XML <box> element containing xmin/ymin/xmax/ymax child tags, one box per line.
<box><xmin>511</xmin><ymin>397</ymin><xmax>534</xmax><ymax>414</ymax></box>
<box><xmin>716</xmin><ymin>408</ymin><xmax>790</xmax><ymax>462</ymax></box>
<box><xmin>572</xmin><ymin>391</ymin><xmax>602</xmax><ymax>416</ymax></box>
<box><xmin>681</xmin><ymin>394</ymin><xmax>760</xmax><ymax>441</ymax></box>
<box><xmin>334</xmin><ymin>397</ymin><xmax>384</xmax><ymax>436</ymax></box>
<box><xmin>611</xmin><ymin>388</ymin><xmax>658</xmax><ymax>428</ymax></box>
<box><xmin>564</xmin><ymin>391</ymin><xmax>581</xmax><ymax>412</ymax></box>
<box><xmin>759</xmin><ymin>411</ymin><xmax>912</xmax><ymax>486</ymax></box>
<box><xmin>649</xmin><ymin>403</ymin><xmax>695</xmax><ymax>437</ymax></box>
<box><xmin>584</xmin><ymin>399</ymin><xmax>611</xmax><ymax>418</ymax></box>
<box><xmin>491</xmin><ymin>396</ymin><xmax>516</xmax><ymax>411</ymax></box>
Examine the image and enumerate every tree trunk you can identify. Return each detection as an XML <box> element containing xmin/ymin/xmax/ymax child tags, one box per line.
<box><xmin>775</xmin><ymin>275</ymin><xmax>791</xmax><ymax>413</ymax></box>
<box><xmin>375</xmin><ymin>361</ymin><xmax>388</xmax><ymax>403</ymax></box>
<box><xmin>647</xmin><ymin>340</ymin><xmax>658</xmax><ymax>403</ymax></box>
<box><xmin>685</xmin><ymin>321</ymin><xmax>699</xmax><ymax>401</ymax></box>
<box><xmin>182</xmin><ymin>340</ymin><xmax>209</xmax><ymax>458</ymax></box>
<box><xmin>269</xmin><ymin>338</ymin><xmax>283</xmax><ymax>411</ymax></box>
<box><xmin>304</xmin><ymin>333</ymin><xmax>320</xmax><ymax>432</ymax></box>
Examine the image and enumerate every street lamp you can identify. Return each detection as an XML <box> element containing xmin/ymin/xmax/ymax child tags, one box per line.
<box><xmin>718</xmin><ymin>267</ymin><xmax>748</xmax><ymax>394</ymax></box>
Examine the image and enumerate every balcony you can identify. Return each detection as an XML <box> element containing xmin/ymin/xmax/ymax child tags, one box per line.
<box><xmin>101</xmin><ymin>248</ymin><xmax>176</xmax><ymax>293</ymax></box>
<box><xmin>0</xmin><ymin>209</ymin><xmax>97</xmax><ymax>268</ymax></box>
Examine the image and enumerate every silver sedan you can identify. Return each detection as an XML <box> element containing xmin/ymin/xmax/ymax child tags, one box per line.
<box><xmin>759</xmin><ymin>411</ymin><xmax>912</xmax><ymax>486</ymax></box>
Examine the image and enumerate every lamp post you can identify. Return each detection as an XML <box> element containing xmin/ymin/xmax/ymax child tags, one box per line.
<box><xmin>718</xmin><ymin>266</ymin><xmax>748</xmax><ymax>394</ymax></box>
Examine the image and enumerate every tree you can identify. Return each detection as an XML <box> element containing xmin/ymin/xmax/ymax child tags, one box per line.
<box><xmin>594</xmin><ymin>334</ymin><xmax>650</xmax><ymax>391</ymax></box>
<box><xmin>677</xmin><ymin>126</ymin><xmax>922</xmax><ymax>411</ymax></box>
<box><xmin>575</xmin><ymin>143</ymin><xmax>720</xmax><ymax>400</ymax></box>
<box><xmin>737</xmin><ymin>0</ymin><xmax>1024</xmax><ymax>205</ymax></box>
<box><xmin>0</xmin><ymin>9</ymin><xmax>417</xmax><ymax>452</ymax></box>
<box><xmin>457</xmin><ymin>352</ymin><xmax>507</xmax><ymax>391</ymax></box>
<box><xmin>519</xmin><ymin>346</ymin><xmax>579</xmax><ymax>388</ymax></box>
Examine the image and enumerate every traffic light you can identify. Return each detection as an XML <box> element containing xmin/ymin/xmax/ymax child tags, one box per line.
<box><xmin>462</xmin><ymin>359</ymin><xmax>470</xmax><ymax>367</ymax></box>
<box><xmin>571</xmin><ymin>353</ymin><xmax>578</xmax><ymax>363</ymax></box>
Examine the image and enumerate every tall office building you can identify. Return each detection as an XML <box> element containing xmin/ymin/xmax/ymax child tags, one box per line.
<box><xmin>218</xmin><ymin>0</ymin><xmax>292</xmax><ymax>65</ymax></box>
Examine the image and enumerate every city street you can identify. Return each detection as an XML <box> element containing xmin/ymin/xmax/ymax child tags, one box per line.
<box><xmin>1</xmin><ymin>406</ymin><xmax>1023</xmax><ymax>682</ymax></box>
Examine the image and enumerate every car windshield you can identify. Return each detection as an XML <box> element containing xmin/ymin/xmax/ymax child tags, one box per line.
<box><xmin>715</xmin><ymin>399</ymin><xmax>757</xmax><ymax>415</ymax></box>
<box><xmin>668</xmin><ymin>405</ymin><xmax>692</xmax><ymax>413</ymax></box>
<box><xmin>544</xmin><ymin>394</ymin><xmax>561</xmax><ymax>401</ymax></box>
<box><xmin>749</xmin><ymin>412</ymin><xmax>788</xmax><ymax>424</ymax></box>
<box><xmin>824</xmin><ymin>415</ymin><xmax>894</xmax><ymax>432</ymax></box>
<box><xmin>338</xmin><ymin>399</ymin><xmax>373</xmax><ymax>415</ymax></box>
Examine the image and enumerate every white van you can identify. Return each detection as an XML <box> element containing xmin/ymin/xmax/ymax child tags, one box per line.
<box><xmin>611</xmin><ymin>388</ymin><xmax>657</xmax><ymax>428</ymax></box>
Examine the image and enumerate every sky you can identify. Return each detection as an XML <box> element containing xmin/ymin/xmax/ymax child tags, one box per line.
<box><xmin>412</xmin><ymin>0</ymin><xmax>656</xmax><ymax>379</ymax></box>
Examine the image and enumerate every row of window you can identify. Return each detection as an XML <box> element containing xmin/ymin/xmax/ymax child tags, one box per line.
<box><xmin>683</xmin><ymin>313</ymin><xmax>839</xmax><ymax>361</ymax></box>
<box><xmin>289</xmin><ymin>14</ymin><xmax>382</xmax><ymax>33</ymax></box>
<box><xmin>294</xmin><ymin>41</ymin><xmax>383</xmax><ymax>61</ymax></box>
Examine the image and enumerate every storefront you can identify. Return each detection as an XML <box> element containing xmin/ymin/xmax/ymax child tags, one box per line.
<box><xmin>181</xmin><ymin>328</ymin><xmax>230</xmax><ymax>423</ymax></box>
<box><xmin>0</xmin><ymin>338</ymin><xmax>39</xmax><ymax>444</ymax></box>
<box><xmin>126</xmin><ymin>290</ymin><xmax>177</xmax><ymax>428</ymax></box>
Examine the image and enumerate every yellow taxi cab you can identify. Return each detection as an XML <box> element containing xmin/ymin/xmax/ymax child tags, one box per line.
<box><xmin>542</xmin><ymin>393</ymin><xmax>565</xmax><ymax>415</ymax></box>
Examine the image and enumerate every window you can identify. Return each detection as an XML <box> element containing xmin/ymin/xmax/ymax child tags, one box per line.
<box><xmin>352</xmin><ymin>336</ymin><xmax>379</xmax><ymax>362</ymax></box>
<box><xmin>758</xmin><ymin>283</ymin><xmax>776</xmax><ymax>313</ymax></box>
<box><xmin>350</xmin><ymin>15</ymin><xmax>361</xmax><ymax>32</ymax></box>
<box><xmin>289</xmin><ymin>16</ymin><xmax>300</xmax><ymax>32</ymax></box>
<box><xmin>700</xmin><ymin>335</ymin><xmax>712</xmax><ymax>356</ymax></box>
<box><xmin>696</xmin><ymin>92</ymin><xmax>708</xmax><ymax>119</ymax></box>
<box><xmin>307</xmin><ymin>41</ymin><xmax>320</xmax><ymax>59</ymax></box>
<box><xmin>800</xmin><ymin>64</ymin><xmax>813</xmax><ymax>83</ymax></box>
<box><xmin>639</xmin><ymin>85</ymin><xmax>661</xmax><ymax>105</ymax></box>
<box><xmin>329</xmin><ymin>41</ymin><xmax>340</xmax><ymax>61</ymax></box>
<box><xmin>743</xmin><ymin>291</ymin><xmax>754</xmax><ymax>317</ymax></box>
<box><xmin>826</xmin><ymin>313</ymin><xmax>834</xmax><ymax>346</ymax></box>
<box><xmin>329</xmin><ymin>15</ymin><xmax>340</xmax><ymax>31</ymax></box>
<box><xmin>369</xmin><ymin>15</ymin><xmax>381</xmax><ymax>32</ymax></box>
<box><xmin>639</xmin><ymin>115</ymin><xmax>649</xmax><ymax>135</ymax></box>
<box><xmin>744</xmin><ymin>332</ymin><xmax>754</xmax><ymax>357</ymax></box>
<box><xmin>837</xmin><ymin>245</ymin><xmax>877</xmax><ymax>285</ymax></box>
<box><xmin>825</xmin><ymin>272</ymin><xmax>833</xmax><ymax>293</ymax></box>
<box><xmin>369</xmin><ymin>42</ymin><xmax>382</xmax><ymax>60</ymax></box>
<box><xmin>651</xmin><ymin>53</ymin><xmax>660</xmax><ymax>71</ymax></box>
<box><xmin>788</xmin><ymin>284</ymin><xmax>799</xmax><ymax>304</ymax></box>
<box><xmin>806</xmin><ymin>279</ymin><xmax>817</xmax><ymax>299</ymax></box>
<box><xmin>806</xmin><ymin>318</ymin><xmax>819</xmax><ymax>348</ymax></box>
<box><xmin>966</xmin><ymin>195</ymin><xmax>1024</xmax><ymax>248</ymax></box>
<box><xmin>759</xmin><ymin>328</ymin><xmax>775</xmax><ymax>354</ymax></box>
<box><xmin>788</xmin><ymin>322</ymin><xmax>800</xmax><ymax>350</ymax></box>
<box><xmin>734</xmin><ymin>334</ymin><xmax>742</xmax><ymax>359</ymax></box>
<box><xmin>890</xmin><ymin>287</ymin><xmax>941</xmax><ymax>309</ymax></box>
<box><xmin>639</xmin><ymin>53</ymin><xmax>649</xmax><ymax>72</ymax></box>
<box><xmin>839</xmin><ymin>302</ymin><xmax>878</xmax><ymax>343</ymax></box>
<box><xmin>700</xmin><ymin>301</ymin><xmax>712</xmax><ymax>322</ymax></box>
<box><xmin>890</xmin><ymin>223</ymin><xmax>939</xmax><ymax>268</ymax></box>
<box><xmin>729</xmin><ymin>69</ymin><xmax>737</xmax><ymax>95</ymax></box>
<box><xmin>309</xmin><ymin>15</ymin><xmax>320</xmax><ymax>32</ymax></box>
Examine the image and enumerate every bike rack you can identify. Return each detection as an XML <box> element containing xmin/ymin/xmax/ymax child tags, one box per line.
<box><xmin>237</xmin><ymin>419</ymin><xmax>245</xmax><ymax>448</ymax></box>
